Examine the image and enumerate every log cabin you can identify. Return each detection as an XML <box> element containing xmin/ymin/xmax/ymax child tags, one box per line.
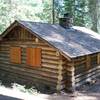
<box><xmin>0</xmin><ymin>14</ymin><xmax>100</xmax><ymax>93</ymax></box>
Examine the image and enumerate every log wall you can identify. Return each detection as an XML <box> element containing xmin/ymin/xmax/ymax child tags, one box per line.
<box><xmin>1</xmin><ymin>25</ymin><xmax>99</xmax><ymax>92</ymax></box>
<box><xmin>0</xmin><ymin>26</ymin><xmax>66</xmax><ymax>92</ymax></box>
<box><xmin>0</xmin><ymin>40</ymin><xmax>61</xmax><ymax>91</ymax></box>
<box><xmin>61</xmin><ymin>57</ymin><xmax>75</xmax><ymax>92</ymax></box>
<box><xmin>73</xmin><ymin>54</ymin><xmax>100</xmax><ymax>87</ymax></box>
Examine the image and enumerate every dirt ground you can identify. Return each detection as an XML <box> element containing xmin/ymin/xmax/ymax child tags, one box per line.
<box><xmin>0</xmin><ymin>90</ymin><xmax>100</xmax><ymax>100</ymax></box>
<box><xmin>0</xmin><ymin>76</ymin><xmax>100</xmax><ymax>100</ymax></box>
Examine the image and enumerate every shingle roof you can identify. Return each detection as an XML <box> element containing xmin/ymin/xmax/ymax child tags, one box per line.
<box><xmin>2</xmin><ymin>20</ymin><xmax>100</xmax><ymax>58</ymax></box>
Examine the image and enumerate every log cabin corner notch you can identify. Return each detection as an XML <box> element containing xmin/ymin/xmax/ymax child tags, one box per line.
<box><xmin>0</xmin><ymin>20</ymin><xmax>100</xmax><ymax>93</ymax></box>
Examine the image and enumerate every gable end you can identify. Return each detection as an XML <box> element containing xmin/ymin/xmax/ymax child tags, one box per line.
<box><xmin>1</xmin><ymin>20</ymin><xmax>71</xmax><ymax>61</ymax></box>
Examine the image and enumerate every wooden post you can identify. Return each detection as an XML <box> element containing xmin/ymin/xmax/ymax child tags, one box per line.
<box><xmin>97</xmin><ymin>53</ymin><xmax>100</xmax><ymax>64</ymax></box>
<box><xmin>65</xmin><ymin>60</ymin><xmax>75</xmax><ymax>93</ymax></box>
<box><xmin>86</xmin><ymin>55</ymin><xmax>91</xmax><ymax>70</ymax></box>
<box><xmin>35</xmin><ymin>38</ymin><xmax>39</xmax><ymax>43</ymax></box>
<box><xmin>56</xmin><ymin>51</ymin><xmax>60</xmax><ymax>56</ymax></box>
<box><xmin>56</xmin><ymin>59</ymin><xmax>63</xmax><ymax>92</ymax></box>
<box><xmin>69</xmin><ymin>61</ymin><xmax>75</xmax><ymax>93</ymax></box>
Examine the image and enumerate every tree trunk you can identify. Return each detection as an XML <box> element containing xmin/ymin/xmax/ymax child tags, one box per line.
<box><xmin>52</xmin><ymin>0</ymin><xmax>55</xmax><ymax>24</ymax></box>
<box><xmin>88</xmin><ymin>0</ymin><xmax>98</xmax><ymax>32</ymax></box>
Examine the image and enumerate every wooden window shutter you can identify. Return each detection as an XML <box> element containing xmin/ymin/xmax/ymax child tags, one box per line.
<box><xmin>10</xmin><ymin>47</ymin><xmax>21</xmax><ymax>64</ymax></box>
<box><xmin>26</xmin><ymin>48</ymin><xmax>41</xmax><ymax>67</ymax></box>
<box><xmin>35</xmin><ymin>48</ymin><xmax>42</xmax><ymax>67</ymax></box>
<box><xmin>26</xmin><ymin>48</ymin><xmax>36</xmax><ymax>66</ymax></box>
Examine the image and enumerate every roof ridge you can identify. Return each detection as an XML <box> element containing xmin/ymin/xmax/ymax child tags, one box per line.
<box><xmin>18</xmin><ymin>20</ymin><xmax>57</xmax><ymax>25</ymax></box>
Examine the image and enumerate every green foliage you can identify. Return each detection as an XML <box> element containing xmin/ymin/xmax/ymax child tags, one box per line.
<box><xmin>36</xmin><ymin>0</ymin><xmax>65</xmax><ymax>23</ymax></box>
<box><xmin>0</xmin><ymin>0</ymin><xmax>42</xmax><ymax>34</ymax></box>
<box><xmin>53</xmin><ymin>0</ymin><xmax>65</xmax><ymax>23</ymax></box>
<box><xmin>35</xmin><ymin>0</ymin><xmax>52</xmax><ymax>23</ymax></box>
<box><xmin>0</xmin><ymin>0</ymin><xmax>99</xmax><ymax>34</ymax></box>
<box><xmin>64</xmin><ymin>0</ymin><xmax>90</xmax><ymax>26</ymax></box>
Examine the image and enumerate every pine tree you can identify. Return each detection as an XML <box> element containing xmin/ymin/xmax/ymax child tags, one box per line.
<box><xmin>88</xmin><ymin>0</ymin><xmax>98</xmax><ymax>32</ymax></box>
<box><xmin>64</xmin><ymin>0</ymin><xmax>88</xmax><ymax>26</ymax></box>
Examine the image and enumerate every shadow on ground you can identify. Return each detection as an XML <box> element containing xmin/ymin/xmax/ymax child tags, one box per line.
<box><xmin>0</xmin><ymin>95</ymin><xmax>22</xmax><ymax>100</ymax></box>
<box><xmin>0</xmin><ymin>76</ymin><xmax>100</xmax><ymax>100</ymax></box>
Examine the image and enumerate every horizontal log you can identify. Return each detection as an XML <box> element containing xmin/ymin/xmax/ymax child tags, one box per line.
<box><xmin>0</xmin><ymin>49</ymin><xmax>57</xmax><ymax>59</ymax></box>
<box><xmin>0</xmin><ymin>51</ymin><xmax>60</xmax><ymax>63</ymax></box>
<box><xmin>2</xmin><ymin>42</ymin><xmax>50</xmax><ymax>47</ymax></box>
<box><xmin>0</xmin><ymin>58</ymin><xmax>9</xmax><ymax>62</ymax></box>
<box><xmin>74</xmin><ymin>60</ymin><xmax>86</xmax><ymax>65</ymax></box>
<box><xmin>0</xmin><ymin>56</ymin><xmax>59</xmax><ymax>70</ymax></box>
<box><xmin>75</xmin><ymin>69</ymin><xmax>100</xmax><ymax>83</ymax></box>
<box><xmin>0</xmin><ymin>64</ymin><xmax>58</xmax><ymax>83</ymax></box>
<box><xmin>73</xmin><ymin>57</ymin><xmax>86</xmax><ymax>62</ymax></box>
<box><xmin>0</xmin><ymin>62</ymin><xmax>58</xmax><ymax>79</ymax></box>
<box><xmin>42</xmin><ymin>51</ymin><xmax>57</xmax><ymax>56</ymax></box>
<box><xmin>42</xmin><ymin>63</ymin><xmax>59</xmax><ymax>69</ymax></box>
<box><xmin>0</xmin><ymin>69</ymin><xmax>57</xmax><ymax>87</ymax></box>
<box><xmin>42</xmin><ymin>59</ymin><xmax>59</xmax><ymax>65</ymax></box>
<box><xmin>21</xmin><ymin>55</ymin><xmax>59</xmax><ymax>62</ymax></box>
<box><xmin>0</xmin><ymin>47</ymin><xmax>9</xmax><ymax>51</ymax></box>
<box><xmin>0</xmin><ymin>44</ymin><xmax>10</xmax><ymax>47</ymax></box>
<box><xmin>0</xmin><ymin>54</ymin><xmax>9</xmax><ymax>58</ymax></box>
<box><xmin>0</xmin><ymin>42</ymin><xmax>57</xmax><ymax>51</ymax></box>
<box><xmin>75</xmin><ymin>65</ymin><xmax>100</xmax><ymax>78</ymax></box>
<box><xmin>62</xmin><ymin>65</ymin><xmax>74</xmax><ymax>73</ymax></box>
<box><xmin>76</xmin><ymin>72</ymin><xmax>100</xmax><ymax>87</ymax></box>
<box><xmin>42</xmin><ymin>55</ymin><xmax>60</xmax><ymax>60</ymax></box>
<box><xmin>0</xmin><ymin>61</ymin><xmax>61</xmax><ymax>76</ymax></box>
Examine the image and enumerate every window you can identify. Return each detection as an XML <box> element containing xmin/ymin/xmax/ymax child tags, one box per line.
<box><xmin>10</xmin><ymin>47</ymin><xmax>21</xmax><ymax>64</ymax></box>
<box><xmin>26</xmin><ymin>48</ymin><xmax>41</xmax><ymax>67</ymax></box>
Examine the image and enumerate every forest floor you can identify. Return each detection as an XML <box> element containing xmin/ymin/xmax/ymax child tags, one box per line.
<box><xmin>0</xmin><ymin>76</ymin><xmax>100</xmax><ymax>100</ymax></box>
